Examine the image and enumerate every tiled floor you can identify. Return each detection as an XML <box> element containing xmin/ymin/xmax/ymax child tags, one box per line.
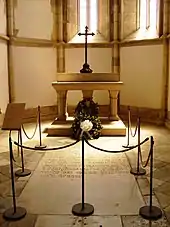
<box><xmin>0</xmin><ymin>121</ymin><xmax>170</xmax><ymax>226</ymax></box>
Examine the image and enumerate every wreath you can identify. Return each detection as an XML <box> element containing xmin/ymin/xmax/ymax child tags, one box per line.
<box><xmin>71</xmin><ymin>97</ymin><xmax>103</xmax><ymax>139</ymax></box>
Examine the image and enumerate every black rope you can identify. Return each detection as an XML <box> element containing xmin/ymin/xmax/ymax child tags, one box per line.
<box><xmin>21</xmin><ymin>108</ymin><xmax>39</xmax><ymax>140</ymax></box>
<box><xmin>9</xmin><ymin>131</ymin><xmax>17</xmax><ymax>162</ymax></box>
<box><xmin>21</xmin><ymin>123</ymin><xmax>38</xmax><ymax>140</ymax></box>
<box><xmin>14</xmin><ymin>139</ymin><xmax>80</xmax><ymax>151</ymax></box>
<box><xmin>130</xmin><ymin>120</ymin><xmax>138</xmax><ymax>137</ymax></box>
<box><xmin>128</xmin><ymin>107</ymin><xmax>138</xmax><ymax>138</ymax></box>
<box><xmin>84</xmin><ymin>137</ymin><xmax>149</xmax><ymax>153</ymax></box>
<box><xmin>139</xmin><ymin>142</ymin><xmax>152</xmax><ymax>168</ymax></box>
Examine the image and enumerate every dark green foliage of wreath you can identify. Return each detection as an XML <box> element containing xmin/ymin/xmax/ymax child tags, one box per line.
<box><xmin>71</xmin><ymin>98</ymin><xmax>103</xmax><ymax>139</ymax></box>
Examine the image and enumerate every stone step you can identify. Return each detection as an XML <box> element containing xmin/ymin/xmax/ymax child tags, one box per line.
<box><xmin>45</xmin><ymin>118</ymin><xmax>126</xmax><ymax>137</ymax></box>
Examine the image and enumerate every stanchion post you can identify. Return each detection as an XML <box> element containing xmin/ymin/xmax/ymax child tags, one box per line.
<box><xmin>17</xmin><ymin>131</ymin><xmax>20</xmax><ymax>156</ymax></box>
<box><xmin>130</xmin><ymin>117</ymin><xmax>146</xmax><ymax>176</ymax></box>
<box><xmin>72</xmin><ymin>133</ymin><xmax>94</xmax><ymax>216</ymax></box>
<box><xmin>137</xmin><ymin>117</ymin><xmax>140</xmax><ymax>172</ymax></box>
<box><xmin>122</xmin><ymin>106</ymin><xmax>130</xmax><ymax>148</ymax></box>
<box><xmin>82</xmin><ymin>135</ymin><xmax>85</xmax><ymax>209</ymax></box>
<box><xmin>15</xmin><ymin>129</ymin><xmax>31</xmax><ymax>177</ymax></box>
<box><xmin>139</xmin><ymin>136</ymin><xmax>162</xmax><ymax>220</ymax></box>
<box><xmin>35</xmin><ymin>106</ymin><xmax>47</xmax><ymax>149</ymax></box>
<box><xmin>9</xmin><ymin>136</ymin><xmax>16</xmax><ymax>213</ymax></box>
<box><xmin>20</xmin><ymin>129</ymin><xmax>25</xmax><ymax>173</ymax></box>
<box><xmin>3</xmin><ymin>135</ymin><xmax>27</xmax><ymax>220</ymax></box>
<box><xmin>127</xmin><ymin>106</ymin><xmax>130</xmax><ymax>146</ymax></box>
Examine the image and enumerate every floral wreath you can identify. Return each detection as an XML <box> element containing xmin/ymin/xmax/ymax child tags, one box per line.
<box><xmin>71</xmin><ymin>97</ymin><xmax>103</xmax><ymax>139</ymax></box>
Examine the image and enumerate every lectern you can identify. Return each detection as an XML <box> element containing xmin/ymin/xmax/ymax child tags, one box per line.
<box><xmin>2</xmin><ymin>103</ymin><xmax>30</xmax><ymax>220</ymax></box>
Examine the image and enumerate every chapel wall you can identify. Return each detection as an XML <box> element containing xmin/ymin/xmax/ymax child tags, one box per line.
<box><xmin>0</xmin><ymin>0</ymin><xmax>9</xmax><ymax>126</ymax></box>
<box><xmin>121</xmin><ymin>0</ymin><xmax>138</xmax><ymax>39</ymax></box>
<box><xmin>167</xmin><ymin>41</ymin><xmax>170</xmax><ymax>121</ymax></box>
<box><xmin>120</xmin><ymin>44</ymin><xmax>163</xmax><ymax>123</ymax></box>
<box><xmin>11</xmin><ymin>0</ymin><xmax>57</xmax><ymax>109</ymax></box>
<box><xmin>3</xmin><ymin>0</ymin><xmax>170</xmax><ymax>125</ymax></box>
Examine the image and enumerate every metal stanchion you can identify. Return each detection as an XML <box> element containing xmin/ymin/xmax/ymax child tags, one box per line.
<box><xmin>15</xmin><ymin>129</ymin><xmax>31</xmax><ymax>177</ymax></box>
<box><xmin>72</xmin><ymin>134</ymin><xmax>94</xmax><ymax>216</ymax></box>
<box><xmin>130</xmin><ymin>117</ymin><xmax>146</xmax><ymax>176</ymax></box>
<box><xmin>3</xmin><ymin>136</ymin><xmax>27</xmax><ymax>220</ymax></box>
<box><xmin>139</xmin><ymin>136</ymin><xmax>162</xmax><ymax>220</ymax></box>
<box><xmin>35</xmin><ymin>106</ymin><xmax>46</xmax><ymax>149</ymax></box>
<box><xmin>17</xmin><ymin>130</ymin><xmax>20</xmax><ymax>156</ymax></box>
<box><xmin>123</xmin><ymin>106</ymin><xmax>130</xmax><ymax>148</ymax></box>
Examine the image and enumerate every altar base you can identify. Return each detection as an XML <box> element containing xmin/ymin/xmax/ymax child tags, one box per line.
<box><xmin>46</xmin><ymin>117</ymin><xmax>126</xmax><ymax>137</ymax></box>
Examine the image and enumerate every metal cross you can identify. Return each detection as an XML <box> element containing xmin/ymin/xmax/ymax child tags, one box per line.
<box><xmin>78</xmin><ymin>26</ymin><xmax>95</xmax><ymax>73</ymax></box>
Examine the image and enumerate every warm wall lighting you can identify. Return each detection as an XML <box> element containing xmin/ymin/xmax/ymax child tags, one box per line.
<box><xmin>90</xmin><ymin>0</ymin><xmax>97</xmax><ymax>32</ymax></box>
<box><xmin>140</xmin><ymin>0</ymin><xmax>157</xmax><ymax>30</ymax></box>
<box><xmin>80</xmin><ymin>0</ymin><xmax>87</xmax><ymax>32</ymax></box>
<box><xmin>140</xmin><ymin>0</ymin><xmax>147</xmax><ymax>30</ymax></box>
<box><xmin>80</xmin><ymin>0</ymin><xmax>97</xmax><ymax>32</ymax></box>
<box><xmin>150</xmin><ymin>0</ymin><xmax>157</xmax><ymax>30</ymax></box>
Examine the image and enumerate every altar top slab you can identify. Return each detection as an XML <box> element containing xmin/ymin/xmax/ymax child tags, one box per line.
<box><xmin>52</xmin><ymin>81</ymin><xmax>123</xmax><ymax>90</ymax></box>
<box><xmin>56</xmin><ymin>73</ymin><xmax>119</xmax><ymax>82</ymax></box>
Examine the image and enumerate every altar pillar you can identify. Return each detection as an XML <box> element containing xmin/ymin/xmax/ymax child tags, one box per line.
<box><xmin>109</xmin><ymin>90</ymin><xmax>119</xmax><ymax>120</ymax></box>
<box><xmin>57</xmin><ymin>90</ymin><xmax>67</xmax><ymax>121</ymax></box>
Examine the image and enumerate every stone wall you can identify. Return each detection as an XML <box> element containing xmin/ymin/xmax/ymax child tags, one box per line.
<box><xmin>0</xmin><ymin>0</ymin><xmax>9</xmax><ymax>122</ymax></box>
<box><xmin>122</xmin><ymin>0</ymin><xmax>137</xmax><ymax>39</ymax></box>
<box><xmin>3</xmin><ymin>0</ymin><xmax>170</xmax><ymax>126</ymax></box>
<box><xmin>98</xmin><ymin>0</ymin><xmax>110</xmax><ymax>41</ymax></box>
<box><xmin>66</xmin><ymin>0</ymin><xmax>78</xmax><ymax>42</ymax></box>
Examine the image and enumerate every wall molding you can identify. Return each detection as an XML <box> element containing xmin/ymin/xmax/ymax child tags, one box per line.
<box><xmin>120</xmin><ymin>37</ymin><xmax>163</xmax><ymax>47</ymax></box>
<box><xmin>0</xmin><ymin>34</ymin><xmax>9</xmax><ymax>42</ymax></box>
<box><xmin>11</xmin><ymin>37</ymin><xmax>57</xmax><ymax>47</ymax></box>
<box><xmin>8</xmin><ymin>36</ymin><xmax>165</xmax><ymax>48</ymax></box>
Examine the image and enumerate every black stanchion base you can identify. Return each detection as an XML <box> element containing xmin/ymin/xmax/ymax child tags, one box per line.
<box><xmin>139</xmin><ymin>206</ymin><xmax>162</xmax><ymax>220</ymax></box>
<box><xmin>72</xmin><ymin>203</ymin><xmax>94</xmax><ymax>217</ymax></box>
<box><xmin>15</xmin><ymin>169</ymin><xmax>31</xmax><ymax>177</ymax></box>
<box><xmin>130</xmin><ymin>167</ymin><xmax>146</xmax><ymax>176</ymax></box>
<box><xmin>34</xmin><ymin>145</ymin><xmax>47</xmax><ymax>149</ymax></box>
<box><xmin>3</xmin><ymin>207</ymin><xmax>26</xmax><ymax>221</ymax></box>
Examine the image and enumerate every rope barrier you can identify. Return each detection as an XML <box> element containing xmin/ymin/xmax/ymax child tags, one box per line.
<box><xmin>139</xmin><ymin>144</ymin><xmax>152</xmax><ymax>168</ymax></box>
<box><xmin>9</xmin><ymin>131</ymin><xmax>17</xmax><ymax>163</ymax></box>
<box><xmin>84</xmin><ymin>137</ymin><xmax>149</xmax><ymax>153</ymax></box>
<box><xmin>13</xmin><ymin>139</ymin><xmax>80</xmax><ymax>151</ymax></box>
<box><xmin>17</xmin><ymin>131</ymin><xmax>20</xmax><ymax>156</ymax></box>
<box><xmin>21</xmin><ymin>108</ymin><xmax>39</xmax><ymax>140</ymax></box>
<box><xmin>123</xmin><ymin>106</ymin><xmax>139</xmax><ymax>148</ymax></box>
<box><xmin>139</xmin><ymin>136</ymin><xmax>163</xmax><ymax>220</ymax></box>
<box><xmin>127</xmin><ymin>109</ymin><xmax>151</xmax><ymax>173</ymax></box>
<box><xmin>128</xmin><ymin>106</ymin><xmax>138</xmax><ymax>138</ymax></box>
<box><xmin>21</xmin><ymin>122</ymin><xmax>38</xmax><ymax>140</ymax></box>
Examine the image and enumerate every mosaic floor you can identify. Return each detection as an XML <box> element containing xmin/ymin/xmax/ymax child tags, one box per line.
<box><xmin>0</xmin><ymin>121</ymin><xmax>170</xmax><ymax>226</ymax></box>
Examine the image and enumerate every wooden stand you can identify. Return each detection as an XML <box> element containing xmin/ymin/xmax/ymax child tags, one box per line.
<box><xmin>2</xmin><ymin>103</ymin><xmax>29</xmax><ymax>220</ymax></box>
<box><xmin>2</xmin><ymin>103</ymin><xmax>31</xmax><ymax>177</ymax></box>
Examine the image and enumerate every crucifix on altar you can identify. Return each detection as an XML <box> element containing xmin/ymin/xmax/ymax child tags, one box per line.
<box><xmin>78</xmin><ymin>26</ymin><xmax>95</xmax><ymax>73</ymax></box>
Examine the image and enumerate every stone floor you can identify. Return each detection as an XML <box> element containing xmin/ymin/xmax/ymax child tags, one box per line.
<box><xmin>0</xmin><ymin>121</ymin><xmax>170</xmax><ymax>226</ymax></box>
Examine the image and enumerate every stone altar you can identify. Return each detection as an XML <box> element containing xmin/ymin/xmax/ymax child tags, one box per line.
<box><xmin>46</xmin><ymin>73</ymin><xmax>126</xmax><ymax>136</ymax></box>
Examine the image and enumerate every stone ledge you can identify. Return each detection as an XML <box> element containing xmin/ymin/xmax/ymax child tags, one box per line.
<box><xmin>22</xmin><ymin>104</ymin><xmax>164</xmax><ymax>126</ymax></box>
<box><xmin>120</xmin><ymin>105</ymin><xmax>163</xmax><ymax>125</ymax></box>
<box><xmin>46</xmin><ymin>117</ymin><xmax>126</xmax><ymax>137</ymax></box>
